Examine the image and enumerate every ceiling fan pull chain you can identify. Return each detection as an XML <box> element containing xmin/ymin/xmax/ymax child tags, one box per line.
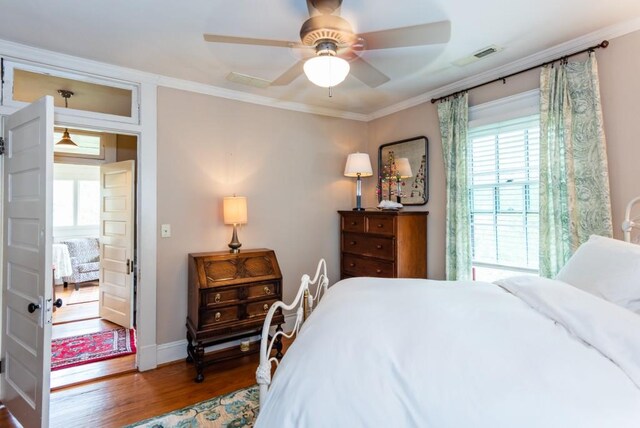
<box><xmin>329</xmin><ymin>86</ymin><xmax>333</xmax><ymax>98</ymax></box>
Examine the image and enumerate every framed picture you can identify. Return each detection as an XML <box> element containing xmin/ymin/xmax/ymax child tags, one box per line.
<box><xmin>378</xmin><ymin>136</ymin><xmax>428</xmax><ymax>206</ymax></box>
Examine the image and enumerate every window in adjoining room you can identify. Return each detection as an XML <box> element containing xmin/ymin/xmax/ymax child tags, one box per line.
<box><xmin>53</xmin><ymin>164</ymin><xmax>100</xmax><ymax>237</ymax></box>
<box><xmin>468</xmin><ymin>115</ymin><xmax>540</xmax><ymax>282</ymax></box>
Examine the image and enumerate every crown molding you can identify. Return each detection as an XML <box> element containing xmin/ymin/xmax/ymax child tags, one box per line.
<box><xmin>156</xmin><ymin>75</ymin><xmax>369</xmax><ymax>121</ymax></box>
<box><xmin>0</xmin><ymin>39</ymin><xmax>369</xmax><ymax>122</ymax></box>
<box><xmin>367</xmin><ymin>15</ymin><xmax>640</xmax><ymax>121</ymax></box>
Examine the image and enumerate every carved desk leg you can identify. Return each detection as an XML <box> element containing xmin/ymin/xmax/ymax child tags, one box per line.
<box><xmin>194</xmin><ymin>343</ymin><xmax>205</xmax><ymax>383</ymax></box>
<box><xmin>186</xmin><ymin>330</ymin><xmax>195</xmax><ymax>363</ymax></box>
<box><xmin>274</xmin><ymin>323</ymin><xmax>284</xmax><ymax>359</ymax></box>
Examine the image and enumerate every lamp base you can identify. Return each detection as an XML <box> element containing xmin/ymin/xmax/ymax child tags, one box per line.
<box><xmin>352</xmin><ymin>207</ymin><xmax>365</xmax><ymax>211</ymax></box>
<box><xmin>228</xmin><ymin>224</ymin><xmax>242</xmax><ymax>254</ymax></box>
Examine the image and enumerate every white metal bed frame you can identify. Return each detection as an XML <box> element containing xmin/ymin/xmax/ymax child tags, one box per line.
<box><xmin>622</xmin><ymin>195</ymin><xmax>640</xmax><ymax>243</ymax></box>
<box><xmin>256</xmin><ymin>259</ymin><xmax>329</xmax><ymax>408</ymax></box>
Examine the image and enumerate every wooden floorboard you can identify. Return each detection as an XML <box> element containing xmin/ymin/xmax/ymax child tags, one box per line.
<box><xmin>0</xmin><ymin>338</ymin><xmax>291</xmax><ymax>428</ymax></box>
<box><xmin>53</xmin><ymin>283</ymin><xmax>100</xmax><ymax>324</ymax></box>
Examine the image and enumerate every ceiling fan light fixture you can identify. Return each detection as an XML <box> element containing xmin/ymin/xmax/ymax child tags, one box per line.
<box><xmin>303</xmin><ymin>55</ymin><xmax>350</xmax><ymax>88</ymax></box>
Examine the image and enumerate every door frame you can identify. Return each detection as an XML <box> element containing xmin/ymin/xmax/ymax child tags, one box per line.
<box><xmin>0</xmin><ymin>80</ymin><xmax>158</xmax><ymax>377</ymax></box>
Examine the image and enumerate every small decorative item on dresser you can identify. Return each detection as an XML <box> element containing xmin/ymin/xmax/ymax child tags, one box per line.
<box><xmin>186</xmin><ymin>249</ymin><xmax>284</xmax><ymax>382</ymax></box>
<box><xmin>344</xmin><ymin>152</ymin><xmax>373</xmax><ymax>211</ymax></box>
<box><xmin>223</xmin><ymin>195</ymin><xmax>248</xmax><ymax>253</ymax></box>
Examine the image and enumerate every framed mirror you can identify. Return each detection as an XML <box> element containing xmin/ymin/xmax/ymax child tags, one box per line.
<box><xmin>378</xmin><ymin>136</ymin><xmax>428</xmax><ymax>206</ymax></box>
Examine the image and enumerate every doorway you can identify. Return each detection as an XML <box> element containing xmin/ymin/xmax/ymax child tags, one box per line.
<box><xmin>50</xmin><ymin>126</ymin><xmax>138</xmax><ymax>389</ymax></box>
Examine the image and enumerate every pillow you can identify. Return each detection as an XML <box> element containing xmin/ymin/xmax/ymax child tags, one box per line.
<box><xmin>556</xmin><ymin>235</ymin><xmax>640</xmax><ymax>312</ymax></box>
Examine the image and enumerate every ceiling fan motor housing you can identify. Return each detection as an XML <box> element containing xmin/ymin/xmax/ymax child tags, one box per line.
<box><xmin>300</xmin><ymin>15</ymin><xmax>355</xmax><ymax>47</ymax></box>
<box><xmin>309</xmin><ymin>0</ymin><xmax>343</xmax><ymax>14</ymax></box>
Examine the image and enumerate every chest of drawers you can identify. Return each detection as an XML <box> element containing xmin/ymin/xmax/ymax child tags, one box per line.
<box><xmin>186</xmin><ymin>248</ymin><xmax>284</xmax><ymax>382</ymax></box>
<box><xmin>338</xmin><ymin>210</ymin><xmax>428</xmax><ymax>279</ymax></box>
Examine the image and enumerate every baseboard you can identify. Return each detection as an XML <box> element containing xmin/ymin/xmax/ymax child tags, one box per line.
<box><xmin>156</xmin><ymin>313</ymin><xmax>298</xmax><ymax>366</ymax></box>
<box><xmin>136</xmin><ymin>344</ymin><xmax>158</xmax><ymax>371</ymax></box>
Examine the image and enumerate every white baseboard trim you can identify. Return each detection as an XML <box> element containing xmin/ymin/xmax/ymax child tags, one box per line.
<box><xmin>156</xmin><ymin>313</ymin><xmax>298</xmax><ymax>366</ymax></box>
<box><xmin>137</xmin><ymin>344</ymin><xmax>158</xmax><ymax>371</ymax></box>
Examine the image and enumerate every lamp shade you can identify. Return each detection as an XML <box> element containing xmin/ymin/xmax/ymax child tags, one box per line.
<box><xmin>395</xmin><ymin>158</ymin><xmax>413</xmax><ymax>178</ymax></box>
<box><xmin>223</xmin><ymin>196</ymin><xmax>248</xmax><ymax>225</ymax></box>
<box><xmin>344</xmin><ymin>153</ymin><xmax>373</xmax><ymax>177</ymax></box>
<box><xmin>303</xmin><ymin>55</ymin><xmax>350</xmax><ymax>88</ymax></box>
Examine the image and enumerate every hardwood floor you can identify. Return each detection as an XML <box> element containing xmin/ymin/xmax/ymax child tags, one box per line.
<box><xmin>53</xmin><ymin>283</ymin><xmax>99</xmax><ymax>324</ymax></box>
<box><xmin>0</xmin><ymin>339</ymin><xmax>290</xmax><ymax>427</ymax></box>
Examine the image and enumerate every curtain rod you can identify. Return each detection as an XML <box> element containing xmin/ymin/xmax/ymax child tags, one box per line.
<box><xmin>430</xmin><ymin>40</ymin><xmax>609</xmax><ymax>104</ymax></box>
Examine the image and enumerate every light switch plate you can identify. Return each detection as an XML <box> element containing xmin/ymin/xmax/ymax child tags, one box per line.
<box><xmin>161</xmin><ymin>224</ymin><xmax>171</xmax><ymax>238</ymax></box>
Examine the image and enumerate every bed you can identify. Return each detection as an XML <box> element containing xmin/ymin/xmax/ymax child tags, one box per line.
<box><xmin>254</xmin><ymin>197</ymin><xmax>640</xmax><ymax>427</ymax></box>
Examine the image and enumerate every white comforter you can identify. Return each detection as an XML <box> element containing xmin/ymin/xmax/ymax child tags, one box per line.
<box><xmin>255</xmin><ymin>276</ymin><xmax>640</xmax><ymax>427</ymax></box>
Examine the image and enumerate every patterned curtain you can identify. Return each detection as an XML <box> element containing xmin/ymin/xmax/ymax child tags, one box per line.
<box><xmin>437</xmin><ymin>94</ymin><xmax>472</xmax><ymax>280</ymax></box>
<box><xmin>539</xmin><ymin>55</ymin><xmax>613</xmax><ymax>277</ymax></box>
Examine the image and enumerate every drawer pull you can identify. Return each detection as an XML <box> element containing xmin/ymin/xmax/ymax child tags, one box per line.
<box><xmin>351</xmin><ymin>221</ymin><xmax>357</xmax><ymax>226</ymax></box>
<box><xmin>263</xmin><ymin>303</ymin><xmax>269</xmax><ymax>312</ymax></box>
<box><xmin>263</xmin><ymin>286</ymin><xmax>272</xmax><ymax>295</ymax></box>
<box><xmin>376</xmin><ymin>244</ymin><xmax>383</xmax><ymax>249</ymax></box>
<box><xmin>376</xmin><ymin>269</ymin><xmax>382</xmax><ymax>274</ymax></box>
<box><xmin>214</xmin><ymin>293</ymin><xmax>221</xmax><ymax>303</ymax></box>
<box><xmin>349</xmin><ymin>263</ymin><xmax>356</xmax><ymax>267</ymax></box>
<box><xmin>214</xmin><ymin>312</ymin><xmax>221</xmax><ymax>322</ymax></box>
<box><xmin>377</xmin><ymin>223</ymin><xmax>384</xmax><ymax>228</ymax></box>
<box><xmin>350</xmin><ymin>241</ymin><xmax>356</xmax><ymax>245</ymax></box>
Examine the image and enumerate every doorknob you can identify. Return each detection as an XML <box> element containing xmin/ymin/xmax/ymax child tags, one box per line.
<box><xmin>54</xmin><ymin>298</ymin><xmax>63</xmax><ymax>308</ymax></box>
<box><xmin>28</xmin><ymin>302</ymin><xmax>41</xmax><ymax>313</ymax></box>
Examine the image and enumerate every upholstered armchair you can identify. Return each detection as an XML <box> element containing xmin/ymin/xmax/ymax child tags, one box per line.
<box><xmin>59</xmin><ymin>238</ymin><xmax>100</xmax><ymax>290</ymax></box>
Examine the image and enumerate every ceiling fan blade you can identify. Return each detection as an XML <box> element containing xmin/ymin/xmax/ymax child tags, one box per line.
<box><xmin>203</xmin><ymin>34</ymin><xmax>304</xmax><ymax>49</ymax></box>
<box><xmin>358</xmin><ymin>20</ymin><xmax>451</xmax><ymax>50</ymax></box>
<box><xmin>270</xmin><ymin>60</ymin><xmax>306</xmax><ymax>86</ymax></box>
<box><xmin>348</xmin><ymin>56</ymin><xmax>390</xmax><ymax>88</ymax></box>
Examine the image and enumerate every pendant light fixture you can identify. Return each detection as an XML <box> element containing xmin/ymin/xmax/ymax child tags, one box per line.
<box><xmin>56</xmin><ymin>90</ymin><xmax>78</xmax><ymax>147</ymax></box>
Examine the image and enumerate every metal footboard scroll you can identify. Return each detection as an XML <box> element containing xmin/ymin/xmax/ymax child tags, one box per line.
<box><xmin>256</xmin><ymin>259</ymin><xmax>329</xmax><ymax>408</ymax></box>
<box><xmin>622</xmin><ymin>196</ymin><xmax>640</xmax><ymax>243</ymax></box>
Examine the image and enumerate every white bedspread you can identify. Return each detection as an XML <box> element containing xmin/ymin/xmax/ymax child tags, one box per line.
<box><xmin>255</xmin><ymin>277</ymin><xmax>640</xmax><ymax>427</ymax></box>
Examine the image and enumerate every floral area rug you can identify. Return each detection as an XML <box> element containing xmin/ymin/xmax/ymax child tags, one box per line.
<box><xmin>126</xmin><ymin>385</ymin><xmax>259</xmax><ymax>428</ymax></box>
<box><xmin>51</xmin><ymin>327</ymin><xmax>136</xmax><ymax>370</ymax></box>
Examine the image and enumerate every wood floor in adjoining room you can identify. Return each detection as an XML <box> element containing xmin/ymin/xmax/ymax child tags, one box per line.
<box><xmin>0</xmin><ymin>345</ymin><xmax>272</xmax><ymax>428</ymax></box>
<box><xmin>51</xmin><ymin>318</ymin><xmax>137</xmax><ymax>390</ymax></box>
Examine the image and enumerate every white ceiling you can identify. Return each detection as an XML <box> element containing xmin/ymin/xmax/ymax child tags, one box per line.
<box><xmin>0</xmin><ymin>0</ymin><xmax>639</xmax><ymax>116</ymax></box>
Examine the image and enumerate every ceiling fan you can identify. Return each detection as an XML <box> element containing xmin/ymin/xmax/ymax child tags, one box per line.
<box><xmin>203</xmin><ymin>0</ymin><xmax>451</xmax><ymax>88</ymax></box>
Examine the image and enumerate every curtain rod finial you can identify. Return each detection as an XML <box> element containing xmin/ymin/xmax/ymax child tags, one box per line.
<box><xmin>600</xmin><ymin>40</ymin><xmax>609</xmax><ymax>48</ymax></box>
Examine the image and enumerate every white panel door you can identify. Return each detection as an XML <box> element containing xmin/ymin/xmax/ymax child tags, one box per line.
<box><xmin>99</xmin><ymin>160</ymin><xmax>135</xmax><ymax>328</ymax></box>
<box><xmin>1</xmin><ymin>96</ymin><xmax>53</xmax><ymax>428</ymax></box>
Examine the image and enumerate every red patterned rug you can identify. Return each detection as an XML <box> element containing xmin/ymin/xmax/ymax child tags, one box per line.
<box><xmin>51</xmin><ymin>328</ymin><xmax>136</xmax><ymax>371</ymax></box>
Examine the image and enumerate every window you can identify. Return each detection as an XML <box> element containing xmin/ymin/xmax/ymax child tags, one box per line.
<box><xmin>53</xmin><ymin>164</ymin><xmax>100</xmax><ymax>235</ymax></box>
<box><xmin>468</xmin><ymin>115</ymin><xmax>540</xmax><ymax>281</ymax></box>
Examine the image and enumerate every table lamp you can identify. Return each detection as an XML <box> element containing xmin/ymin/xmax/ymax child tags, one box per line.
<box><xmin>394</xmin><ymin>158</ymin><xmax>412</xmax><ymax>203</ymax></box>
<box><xmin>344</xmin><ymin>153</ymin><xmax>373</xmax><ymax>211</ymax></box>
<box><xmin>223</xmin><ymin>196</ymin><xmax>248</xmax><ymax>253</ymax></box>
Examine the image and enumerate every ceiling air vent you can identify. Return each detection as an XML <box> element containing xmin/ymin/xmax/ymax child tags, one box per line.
<box><xmin>453</xmin><ymin>44</ymin><xmax>503</xmax><ymax>67</ymax></box>
<box><xmin>226</xmin><ymin>72</ymin><xmax>271</xmax><ymax>89</ymax></box>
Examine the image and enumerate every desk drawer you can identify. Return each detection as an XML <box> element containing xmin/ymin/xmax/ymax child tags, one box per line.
<box><xmin>365</xmin><ymin>215</ymin><xmax>395</xmax><ymax>235</ymax></box>
<box><xmin>246</xmin><ymin>299</ymin><xmax>279</xmax><ymax>319</ymax></box>
<box><xmin>202</xmin><ymin>288</ymin><xmax>238</xmax><ymax>307</ymax></box>
<box><xmin>200</xmin><ymin>306</ymin><xmax>239</xmax><ymax>327</ymax></box>
<box><xmin>342</xmin><ymin>233</ymin><xmax>395</xmax><ymax>260</ymax></box>
<box><xmin>342</xmin><ymin>254</ymin><xmax>395</xmax><ymax>277</ymax></box>
<box><xmin>247</xmin><ymin>282</ymin><xmax>278</xmax><ymax>299</ymax></box>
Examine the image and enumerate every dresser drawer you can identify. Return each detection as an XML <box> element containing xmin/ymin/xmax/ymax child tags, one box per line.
<box><xmin>202</xmin><ymin>288</ymin><xmax>239</xmax><ymax>308</ymax></box>
<box><xmin>365</xmin><ymin>215</ymin><xmax>395</xmax><ymax>235</ymax></box>
<box><xmin>246</xmin><ymin>299</ymin><xmax>279</xmax><ymax>319</ymax></box>
<box><xmin>342</xmin><ymin>232</ymin><xmax>395</xmax><ymax>260</ymax></box>
<box><xmin>341</xmin><ymin>214</ymin><xmax>365</xmax><ymax>233</ymax></box>
<box><xmin>247</xmin><ymin>282</ymin><xmax>277</xmax><ymax>299</ymax></box>
<box><xmin>200</xmin><ymin>306</ymin><xmax>239</xmax><ymax>327</ymax></box>
<box><xmin>342</xmin><ymin>254</ymin><xmax>395</xmax><ymax>277</ymax></box>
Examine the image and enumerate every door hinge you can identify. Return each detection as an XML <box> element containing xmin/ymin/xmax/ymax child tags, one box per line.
<box><xmin>0</xmin><ymin>137</ymin><xmax>5</xmax><ymax>155</ymax></box>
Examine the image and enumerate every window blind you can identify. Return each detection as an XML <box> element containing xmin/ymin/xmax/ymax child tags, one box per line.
<box><xmin>468</xmin><ymin>115</ymin><xmax>540</xmax><ymax>273</ymax></box>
